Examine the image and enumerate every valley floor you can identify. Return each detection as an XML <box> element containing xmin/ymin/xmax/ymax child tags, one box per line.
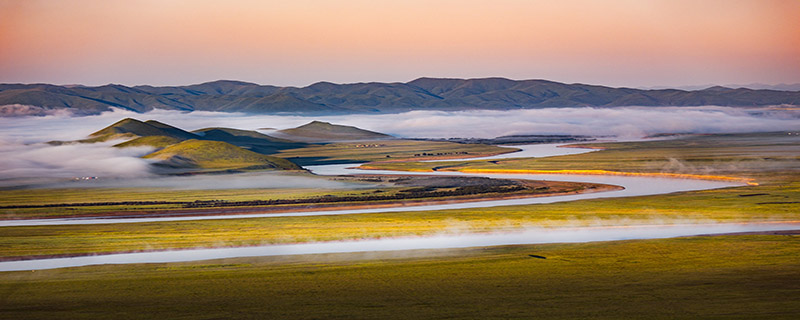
<box><xmin>0</xmin><ymin>132</ymin><xmax>798</xmax><ymax>318</ymax></box>
<box><xmin>1</xmin><ymin>234</ymin><xmax>798</xmax><ymax>319</ymax></box>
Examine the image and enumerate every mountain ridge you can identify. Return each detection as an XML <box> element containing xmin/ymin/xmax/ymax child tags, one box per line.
<box><xmin>2</xmin><ymin>78</ymin><xmax>799</xmax><ymax>116</ymax></box>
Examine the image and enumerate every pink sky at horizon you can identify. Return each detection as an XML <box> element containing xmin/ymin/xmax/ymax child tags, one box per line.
<box><xmin>1</xmin><ymin>0</ymin><xmax>798</xmax><ymax>88</ymax></box>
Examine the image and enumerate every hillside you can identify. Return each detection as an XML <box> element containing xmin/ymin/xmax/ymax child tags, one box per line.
<box><xmin>113</xmin><ymin>136</ymin><xmax>183</xmax><ymax>149</ymax></box>
<box><xmin>276</xmin><ymin>121</ymin><xmax>393</xmax><ymax>142</ymax></box>
<box><xmin>143</xmin><ymin>140</ymin><xmax>301</xmax><ymax>170</ymax></box>
<box><xmin>3</xmin><ymin>78</ymin><xmax>799</xmax><ymax>116</ymax></box>
<box><xmin>193</xmin><ymin>127</ymin><xmax>306</xmax><ymax>154</ymax></box>
<box><xmin>85</xmin><ymin>118</ymin><xmax>198</xmax><ymax>142</ymax></box>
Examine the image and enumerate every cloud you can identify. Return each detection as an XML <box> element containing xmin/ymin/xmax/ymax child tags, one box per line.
<box><xmin>334</xmin><ymin>107</ymin><xmax>799</xmax><ymax>138</ymax></box>
<box><xmin>0</xmin><ymin>106</ymin><xmax>797</xmax><ymax>188</ymax></box>
<box><xmin>0</xmin><ymin>104</ymin><xmax>76</xmax><ymax>117</ymax></box>
<box><xmin>0</xmin><ymin>141</ymin><xmax>156</xmax><ymax>187</ymax></box>
<box><xmin>5</xmin><ymin>106</ymin><xmax>799</xmax><ymax>143</ymax></box>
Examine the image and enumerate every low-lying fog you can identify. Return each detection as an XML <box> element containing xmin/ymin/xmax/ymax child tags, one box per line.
<box><xmin>2</xmin><ymin>221</ymin><xmax>799</xmax><ymax>271</ymax></box>
<box><xmin>0</xmin><ymin>106</ymin><xmax>798</xmax><ymax>188</ymax></box>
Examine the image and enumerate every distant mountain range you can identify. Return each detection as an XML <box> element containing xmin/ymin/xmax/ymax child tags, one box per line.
<box><xmin>641</xmin><ymin>83</ymin><xmax>800</xmax><ymax>91</ymax></box>
<box><xmin>2</xmin><ymin>78</ymin><xmax>799</xmax><ymax>116</ymax></box>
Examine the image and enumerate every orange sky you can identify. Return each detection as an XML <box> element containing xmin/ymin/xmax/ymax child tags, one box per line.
<box><xmin>1</xmin><ymin>0</ymin><xmax>798</xmax><ymax>87</ymax></box>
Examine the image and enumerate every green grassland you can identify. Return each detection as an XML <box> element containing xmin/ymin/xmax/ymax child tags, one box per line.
<box><xmin>277</xmin><ymin>120</ymin><xmax>391</xmax><ymax>141</ymax></box>
<box><xmin>1</xmin><ymin>132</ymin><xmax>799</xmax><ymax>318</ymax></box>
<box><xmin>84</xmin><ymin>118</ymin><xmax>196</xmax><ymax>143</ymax></box>
<box><xmin>365</xmin><ymin>132</ymin><xmax>800</xmax><ymax>182</ymax></box>
<box><xmin>112</xmin><ymin>135</ymin><xmax>182</xmax><ymax>149</ymax></box>
<box><xmin>0</xmin><ymin>179</ymin><xmax>797</xmax><ymax>259</ymax></box>
<box><xmin>1</xmin><ymin>234</ymin><xmax>798</xmax><ymax>319</ymax></box>
<box><xmin>0</xmin><ymin>175</ymin><xmax>590</xmax><ymax>219</ymax></box>
<box><xmin>275</xmin><ymin>139</ymin><xmax>517</xmax><ymax>165</ymax></box>
<box><xmin>1</xmin><ymin>132</ymin><xmax>798</xmax><ymax>259</ymax></box>
<box><xmin>144</xmin><ymin>139</ymin><xmax>301</xmax><ymax>170</ymax></box>
<box><xmin>0</xmin><ymin>186</ymin><xmax>360</xmax><ymax>207</ymax></box>
<box><xmin>0</xmin><ymin>185</ymin><xmax>381</xmax><ymax>218</ymax></box>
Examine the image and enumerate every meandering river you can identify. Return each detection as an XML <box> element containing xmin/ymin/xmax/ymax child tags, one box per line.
<box><xmin>3</xmin><ymin>143</ymin><xmax>790</xmax><ymax>272</ymax></box>
<box><xmin>1</xmin><ymin>222</ymin><xmax>798</xmax><ymax>272</ymax></box>
<box><xmin>0</xmin><ymin>144</ymin><xmax>738</xmax><ymax>227</ymax></box>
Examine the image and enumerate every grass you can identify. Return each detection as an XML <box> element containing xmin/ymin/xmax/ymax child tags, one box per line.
<box><xmin>0</xmin><ymin>175</ymin><xmax>596</xmax><ymax>219</ymax></box>
<box><xmin>274</xmin><ymin>139</ymin><xmax>517</xmax><ymax>165</ymax></box>
<box><xmin>113</xmin><ymin>135</ymin><xmax>182</xmax><ymax>149</ymax></box>
<box><xmin>278</xmin><ymin>120</ymin><xmax>391</xmax><ymax>141</ymax></box>
<box><xmin>364</xmin><ymin>132</ymin><xmax>800</xmax><ymax>182</ymax></box>
<box><xmin>144</xmin><ymin>139</ymin><xmax>301</xmax><ymax>170</ymax></box>
<box><xmin>0</xmin><ymin>179</ymin><xmax>796</xmax><ymax>259</ymax></box>
<box><xmin>0</xmin><ymin>234</ymin><xmax>798</xmax><ymax>319</ymax></box>
<box><xmin>0</xmin><ymin>185</ymin><xmax>379</xmax><ymax>218</ymax></box>
<box><xmin>1</xmin><ymin>132</ymin><xmax>799</xmax><ymax>318</ymax></box>
<box><xmin>0</xmin><ymin>132</ymin><xmax>798</xmax><ymax>259</ymax></box>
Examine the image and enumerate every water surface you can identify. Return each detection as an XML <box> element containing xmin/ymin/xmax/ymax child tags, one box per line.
<box><xmin>1</xmin><ymin>222</ymin><xmax>796</xmax><ymax>272</ymax></box>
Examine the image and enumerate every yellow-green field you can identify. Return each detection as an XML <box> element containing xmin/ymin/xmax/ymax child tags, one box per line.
<box><xmin>274</xmin><ymin>139</ymin><xmax>517</xmax><ymax>164</ymax></box>
<box><xmin>364</xmin><ymin>132</ymin><xmax>800</xmax><ymax>182</ymax></box>
<box><xmin>1</xmin><ymin>132</ymin><xmax>799</xmax><ymax>318</ymax></box>
<box><xmin>0</xmin><ymin>175</ymin><xmax>595</xmax><ymax>219</ymax></box>
<box><xmin>0</xmin><ymin>179</ymin><xmax>797</xmax><ymax>259</ymax></box>
<box><xmin>1</xmin><ymin>234</ymin><xmax>798</xmax><ymax>319</ymax></box>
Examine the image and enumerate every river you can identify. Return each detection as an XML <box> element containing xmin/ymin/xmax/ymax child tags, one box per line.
<box><xmin>0</xmin><ymin>144</ymin><xmax>738</xmax><ymax>227</ymax></box>
<box><xmin>2</xmin><ymin>143</ymin><xmax>788</xmax><ymax>271</ymax></box>
<box><xmin>1</xmin><ymin>222</ymin><xmax>798</xmax><ymax>272</ymax></box>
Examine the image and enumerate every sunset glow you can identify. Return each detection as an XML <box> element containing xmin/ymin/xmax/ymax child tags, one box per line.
<box><xmin>455</xmin><ymin>169</ymin><xmax>759</xmax><ymax>185</ymax></box>
<box><xmin>1</xmin><ymin>0</ymin><xmax>798</xmax><ymax>87</ymax></box>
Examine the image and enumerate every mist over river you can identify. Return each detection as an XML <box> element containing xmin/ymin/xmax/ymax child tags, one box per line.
<box><xmin>1</xmin><ymin>222</ymin><xmax>798</xmax><ymax>272</ymax></box>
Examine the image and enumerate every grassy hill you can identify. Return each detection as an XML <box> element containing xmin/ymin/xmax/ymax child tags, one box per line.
<box><xmin>85</xmin><ymin>118</ymin><xmax>198</xmax><ymax>142</ymax></box>
<box><xmin>143</xmin><ymin>139</ymin><xmax>301</xmax><ymax>170</ymax></box>
<box><xmin>113</xmin><ymin>135</ymin><xmax>183</xmax><ymax>149</ymax></box>
<box><xmin>276</xmin><ymin>121</ymin><xmax>392</xmax><ymax>142</ymax></box>
<box><xmin>193</xmin><ymin>127</ymin><xmax>306</xmax><ymax>154</ymax></box>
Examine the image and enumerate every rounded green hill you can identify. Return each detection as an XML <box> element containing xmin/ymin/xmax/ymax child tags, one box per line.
<box><xmin>143</xmin><ymin>139</ymin><xmax>301</xmax><ymax>170</ymax></box>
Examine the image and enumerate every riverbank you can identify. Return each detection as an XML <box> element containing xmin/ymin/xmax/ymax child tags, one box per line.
<box><xmin>0</xmin><ymin>179</ymin><xmax>618</xmax><ymax>221</ymax></box>
<box><xmin>2</xmin><ymin>233</ymin><xmax>798</xmax><ymax>319</ymax></box>
<box><xmin>2</xmin><ymin>220</ymin><xmax>799</xmax><ymax>269</ymax></box>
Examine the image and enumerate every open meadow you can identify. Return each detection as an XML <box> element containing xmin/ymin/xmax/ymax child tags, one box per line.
<box><xmin>1</xmin><ymin>132</ymin><xmax>797</xmax><ymax>260</ymax></box>
<box><xmin>1</xmin><ymin>234</ymin><xmax>798</xmax><ymax>319</ymax></box>
<box><xmin>1</xmin><ymin>130</ymin><xmax>798</xmax><ymax>319</ymax></box>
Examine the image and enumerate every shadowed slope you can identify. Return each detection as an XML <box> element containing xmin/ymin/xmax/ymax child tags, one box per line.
<box><xmin>192</xmin><ymin>127</ymin><xmax>307</xmax><ymax>154</ymax></box>
<box><xmin>4</xmin><ymin>78</ymin><xmax>800</xmax><ymax>116</ymax></box>
<box><xmin>143</xmin><ymin>139</ymin><xmax>301</xmax><ymax>170</ymax></box>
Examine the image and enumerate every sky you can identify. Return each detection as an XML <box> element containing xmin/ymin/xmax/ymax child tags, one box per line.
<box><xmin>1</xmin><ymin>0</ymin><xmax>798</xmax><ymax>88</ymax></box>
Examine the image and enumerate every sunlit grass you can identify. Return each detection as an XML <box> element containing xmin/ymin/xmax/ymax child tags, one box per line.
<box><xmin>1</xmin><ymin>132</ymin><xmax>798</xmax><ymax>259</ymax></box>
<box><xmin>364</xmin><ymin>132</ymin><xmax>800</xmax><ymax>183</ymax></box>
<box><xmin>0</xmin><ymin>179</ymin><xmax>797</xmax><ymax>259</ymax></box>
<box><xmin>275</xmin><ymin>139</ymin><xmax>517</xmax><ymax>164</ymax></box>
<box><xmin>1</xmin><ymin>235</ymin><xmax>798</xmax><ymax>319</ymax></box>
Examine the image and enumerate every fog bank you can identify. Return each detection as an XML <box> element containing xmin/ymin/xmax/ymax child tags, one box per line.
<box><xmin>0</xmin><ymin>141</ymin><xmax>155</xmax><ymax>187</ymax></box>
<box><xmin>0</xmin><ymin>106</ymin><xmax>797</xmax><ymax>188</ymax></box>
<box><xmin>1</xmin><ymin>106</ymin><xmax>798</xmax><ymax>143</ymax></box>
